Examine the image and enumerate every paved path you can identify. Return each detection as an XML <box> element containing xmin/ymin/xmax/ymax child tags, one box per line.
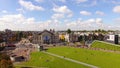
<box><xmin>43</xmin><ymin>51</ymin><xmax>98</xmax><ymax>68</ymax></box>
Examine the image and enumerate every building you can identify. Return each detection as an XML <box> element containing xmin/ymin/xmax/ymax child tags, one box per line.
<box><xmin>106</xmin><ymin>35</ymin><xmax>115</xmax><ymax>42</ymax></box>
<box><xmin>106</xmin><ymin>34</ymin><xmax>120</xmax><ymax>44</ymax></box>
<box><xmin>32</xmin><ymin>30</ymin><xmax>59</xmax><ymax>44</ymax></box>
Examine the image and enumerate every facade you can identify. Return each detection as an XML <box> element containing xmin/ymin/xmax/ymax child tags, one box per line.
<box><xmin>106</xmin><ymin>34</ymin><xmax>120</xmax><ymax>44</ymax></box>
<box><xmin>107</xmin><ymin>35</ymin><xmax>115</xmax><ymax>41</ymax></box>
<box><xmin>59</xmin><ymin>34</ymin><xmax>65</xmax><ymax>42</ymax></box>
<box><xmin>65</xmin><ymin>34</ymin><xmax>69</xmax><ymax>42</ymax></box>
<box><xmin>32</xmin><ymin>30</ymin><xmax>59</xmax><ymax>44</ymax></box>
<box><xmin>38</xmin><ymin>30</ymin><xmax>55</xmax><ymax>44</ymax></box>
<box><xmin>59</xmin><ymin>33</ymin><xmax>78</xmax><ymax>43</ymax></box>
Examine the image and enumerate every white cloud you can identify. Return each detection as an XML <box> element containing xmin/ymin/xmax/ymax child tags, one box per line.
<box><xmin>26</xmin><ymin>18</ymin><xmax>35</xmax><ymax>24</ymax></box>
<box><xmin>66</xmin><ymin>22</ymin><xmax>77</xmax><ymax>26</ymax></box>
<box><xmin>0</xmin><ymin>14</ymin><xmax>38</xmax><ymax>30</ymax></box>
<box><xmin>75</xmin><ymin>0</ymin><xmax>97</xmax><ymax>7</ymax></box>
<box><xmin>0</xmin><ymin>14</ymin><xmax>61</xmax><ymax>31</ymax></box>
<box><xmin>35</xmin><ymin>0</ymin><xmax>44</xmax><ymax>3</ymax></box>
<box><xmin>53</xmin><ymin>5</ymin><xmax>73</xmax><ymax>18</ymax></box>
<box><xmin>51</xmin><ymin>13</ymin><xmax>64</xmax><ymax>19</ymax></box>
<box><xmin>96</xmin><ymin>18</ymin><xmax>103</xmax><ymax>27</ymax></box>
<box><xmin>16</xmin><ymin>8</ymin><xmax>25</xmax><ymax>14</ymax></box>
<box><xmin>96</xmin><ymin>18</ymin><xmax>103</xmax><ymax>23</ymax></box>
<box><xmin>85</xmin><ymin>19</ymin><xmax>95</xmax><ymax>23</ymax></box>
<box><xmin>39</xmin><ymin>20</ymin><xmax>51</xmax><ymax>28</ymax></box>
<box><xmin>0</xmin><ymin>14</ymin><xmax>35</xmax><ymax>24</ymax></box>
<box><xmin>113</xmin><ymin>5</ymin><xmax>120</xmax><ymax>13</ymax></box>
<box><xmin>76</xmin><ymin>0</ymin><xmax>87</xmax><ymax>3</ymax></box>
<box><xmin>0</xmin><ymin>13</ymin><xmax>118</xmax><ymax>31</ymax></box>
<box><xmin>96</xmin><ymin>11</ymin><xmax>105</xmax><ymax>16</ymax></box>
<box><xmin>53</xmin><ymin>5</ymin><xmax>72</xmax><ymax>14</ymax></box>
<box><xmin>80</xmin><ymin>11</ymin><xmax>91</xmax><ymax>15</ymax></box>
<box><xmin>67</xmin><ymin>13</ymin><xmax>73</xmax><ymax>17</ymax></box>
<box><xmin>66</xmin><ymin>18</ymin><xmax>104</xmax><ymax>30</ymax></box>
<box><xmin>39</xmin><ymin>19</ymin><xmax>61</xmax><ymax>29</ymax></box>
<box><xmin>19</xmin><ymin>0</ymin><xmax>44</xmax><ymax>11</ymax></box>
<box><xmin>1</xmin><ymin>10</ymin><xmax>8</xmax><ymax>13</ymax></box>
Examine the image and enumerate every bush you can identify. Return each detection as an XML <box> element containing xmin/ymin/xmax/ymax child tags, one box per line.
<box><xmin>0</xmin><ymin>53</ymin><xmax>14</xmax><ymax>68</ymax></box>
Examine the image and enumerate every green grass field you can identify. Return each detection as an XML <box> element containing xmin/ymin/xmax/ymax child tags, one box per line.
<box><xmin>47</xmin><ymin>46</ymin><xmax>120</xmax><ymax>68</ymax></box>
<box><xmin>91</xmin><ymin>40</ymin><xmax>120</xmax><ymax>51</ymax></box>
<box><xmin>15</xmin><ymin>52</ymin><xmax>89</xmax><ymax>68</ymax></box>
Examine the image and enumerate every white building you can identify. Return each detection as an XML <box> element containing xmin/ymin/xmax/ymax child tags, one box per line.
<box><xmin>107</xmin><ymin>35</ymin><xmax>115</xmax><ymax>42</ymax></box>
<box><xmin>65</xmin><ymin>34</ymin><xmax>69</xmax><ymax>42</ymax></box>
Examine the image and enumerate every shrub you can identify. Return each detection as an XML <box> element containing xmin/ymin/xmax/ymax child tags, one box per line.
<box><xmin>0</xmin><ymin>53</ymin><xmax>14</xmax><ymax>68</ymax></box>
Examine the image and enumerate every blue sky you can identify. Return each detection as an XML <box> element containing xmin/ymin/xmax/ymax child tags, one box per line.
<box><xmin>0</xmin><ymin>0</ymin><xmax>120</xmax><ymax>31</ymax></box>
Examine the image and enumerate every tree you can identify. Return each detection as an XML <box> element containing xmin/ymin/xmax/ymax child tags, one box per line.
<box><xmin>98</xmin><ymin>29</ymin><xmax>101</xmax><ymax>32</ymax></box>
<box><xmin>67</xmin><ymin>29</ymin><xmax>72</xmax><ymax>43</ymax></box>
<box><xmin>0</xmin><ymin>53</ymin><xmax>14</xmax><ymax>68</ymax></box>
<box><xmin>67</xmin><ymin>29</ymin><xmax>71</xmax><ymax>34</ymax></box>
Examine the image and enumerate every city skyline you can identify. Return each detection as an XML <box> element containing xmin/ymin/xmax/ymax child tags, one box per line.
<box><xmin>0</xmin><ymin>0</ymin><xmax>120</xmax><ymax>31</ymax></box>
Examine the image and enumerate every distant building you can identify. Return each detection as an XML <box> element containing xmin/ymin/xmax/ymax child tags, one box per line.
<box><xmin>4</xmin><ymin>29</ymin><xmax>12</xmax><ymax>33</ymax></box>
<box><xmin>59</xmin><ymin>34</ymin><xmax>65</xmax><ymax>42</ymax></box>
<box><xmin>32</xmin><ymin>30</ymin><xmax>59</xmax><ymax>44</ymax></box>
<box><xmin>65</xmin><ymin>34</ymin><xmax>69</xmax><ymax>42</ymax></box>
<box><xmin>106</xmin><ymin>34</ymin><xmax>120</xmax><ymax>44</ymax></box>
<box><xmin>60</xmin><ymin>33</ymin><xmax>78</xmax><ymax>43</ymax></box>
<box><xmin>107</xmin><ymin>35</ymin><xmax>115</xmax><ymax>42</ymax></box>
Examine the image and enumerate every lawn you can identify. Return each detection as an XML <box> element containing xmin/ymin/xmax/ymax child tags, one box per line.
<box><xmin>47</xmin><ymin>46</ymin><xmax>120</xmax><ymax>68</ymax></box>
<box><xmin>91</xmin><ymin>40</ymin><xmax>120</xmax><ymax>51</ymax></box>
<box><xmin>15</xmin><ymin>52</ymin><xmax>89</xmax><ymax>68</ymax></box>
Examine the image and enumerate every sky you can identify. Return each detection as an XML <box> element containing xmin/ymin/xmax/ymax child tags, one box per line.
<box><xmin>0</xmin><ymin>0</ymin><xmax>120</xmax><ymax>31</ymax></box>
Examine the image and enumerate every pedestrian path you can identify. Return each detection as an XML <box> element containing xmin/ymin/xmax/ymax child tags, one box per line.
<box><xmin>43</xmin><ymin>51</ymin><xmax>98</xmax><ymax>68</ymax></box>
